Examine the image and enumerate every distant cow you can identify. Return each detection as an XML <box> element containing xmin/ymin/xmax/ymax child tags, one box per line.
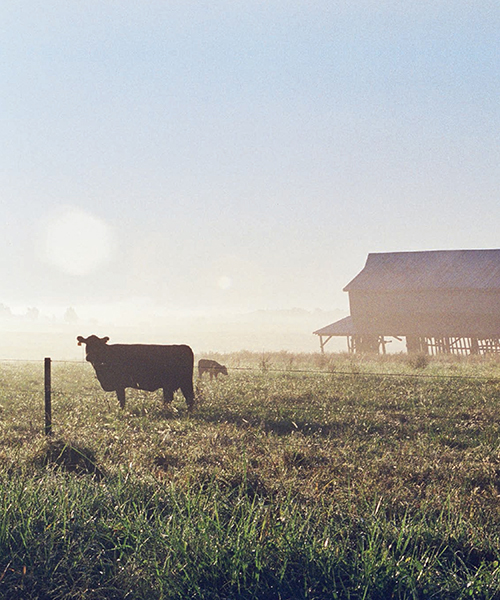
<box><xmin>77</xmin><ymin>335</ymin><xmax>195</xmax><ymax>410</ymax></box>
<box><xmin>198</xmin><ymin>359</ymin><xmax>228</xmax><ymax>380</ymax></box>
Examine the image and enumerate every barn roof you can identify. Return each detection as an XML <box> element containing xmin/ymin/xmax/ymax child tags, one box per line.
<box><xmin>343</xmin><ymin>249</ymin><xmax>500</xmax><ymax>292</ymax></box>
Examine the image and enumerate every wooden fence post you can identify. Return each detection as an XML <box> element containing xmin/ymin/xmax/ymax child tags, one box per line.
<box><xmin>44</xmin><ymin>357</ymin><xmax>52</xmax><ymax>436</ymax></box>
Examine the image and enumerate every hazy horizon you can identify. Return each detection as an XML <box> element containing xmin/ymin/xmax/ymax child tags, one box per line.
<box><xmin>0</xmin><ymin>303</ymin><xmax>350</xmax><ymax>359</ymax></box>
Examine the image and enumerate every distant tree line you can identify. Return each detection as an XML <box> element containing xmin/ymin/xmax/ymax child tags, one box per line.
<box><xmin>0</xmin><ymin>303</ymin><xmax>79</xmax><ymax>323</ymax></box>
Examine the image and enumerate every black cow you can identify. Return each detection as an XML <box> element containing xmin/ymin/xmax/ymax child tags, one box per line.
<box><xmin>198</xmin><ymin>359</ymin><xmax>228</xmax><ymax>380</ymax></box>
<box><xmin>77</xmin><ymin>335</ymin><xmax>195</xmax><ymax>410</ymax></box>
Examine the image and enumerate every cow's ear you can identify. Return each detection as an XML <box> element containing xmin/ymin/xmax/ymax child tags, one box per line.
<box><xmin>77</xmin><ymin>336</ymin><xmax>85</xmax><ymax>346</ymax></box>
<box><xmin>103</xmin><ymin>337</ymin><xmax>110</xmax><ymax>344</ymax></box>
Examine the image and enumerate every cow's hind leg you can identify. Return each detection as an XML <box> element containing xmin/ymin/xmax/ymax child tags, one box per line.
<box><xmin>116</xmin><ymin>389</ymin><xmax>126</xmax><ymax>409</ymax></box>
<box><xmin>180</xmin><ymin>379</ymin><xmax>195</xmax><ymax>411</ymax></box>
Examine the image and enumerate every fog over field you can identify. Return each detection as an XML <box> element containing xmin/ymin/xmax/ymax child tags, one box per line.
<box><xmin>0</xmin><ymin>304</ymin><xmax>349</xmax><ymax>360</ymax></box>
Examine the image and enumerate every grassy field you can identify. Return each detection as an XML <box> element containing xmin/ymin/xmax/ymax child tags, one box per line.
<box><xmin>0</xmin><ymin>352</ymin><xmax>499</xmax><ymax>599</ymax></box>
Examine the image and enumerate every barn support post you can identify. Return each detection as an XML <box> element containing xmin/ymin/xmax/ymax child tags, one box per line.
<box><xmin>44</xmin><ymin>357</ymin><xmax>52</xmax><ymax>436</ymax></box>
<box><xmin>319</xmin><ymin>335</ymin><xmax>333</xmax><ymax>353</ymax></box>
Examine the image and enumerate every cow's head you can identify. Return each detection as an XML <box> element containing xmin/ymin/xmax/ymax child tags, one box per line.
<box><xmin>77</xmin><ymin>335</ymin><xmax>110</xmax><ymax>363</ymax></box>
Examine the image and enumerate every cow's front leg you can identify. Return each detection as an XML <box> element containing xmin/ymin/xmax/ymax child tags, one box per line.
<box><xmin>116</xmin><ymin>388</ymin><xmax>126</xmax><ymax>409</ymax></box>
<box><xmin>162</xmin><ymin>387</ymin><xmax>174</xmax><ymax>407</ymax></box>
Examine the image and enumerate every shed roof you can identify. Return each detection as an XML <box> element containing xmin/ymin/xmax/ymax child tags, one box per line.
<box><xmin>343</xmin><ymin>249</ymin><xmax>500</xmax><ymax>292</ymax></box>
<box><xmin>313</xmin><ymin>316</ymin><xmax>356</xmax><ymax>336</ymax></box>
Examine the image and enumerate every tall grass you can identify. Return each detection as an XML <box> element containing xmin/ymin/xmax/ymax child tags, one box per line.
<box><xmin>0</xmin><ymin>354</ymin><xmax>499</xmax><ymax>598</ymax></box>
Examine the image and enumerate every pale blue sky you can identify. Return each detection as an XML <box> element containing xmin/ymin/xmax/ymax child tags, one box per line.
<box><xmin>2</xmin><ymin>1</ymin><xmax>500</xmax><ymax>318</ymax></box>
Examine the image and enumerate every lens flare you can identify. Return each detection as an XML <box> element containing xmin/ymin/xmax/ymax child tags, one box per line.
<box><xmin>42</xmin><ymin>207</ymin><xmax>114</xmax><ymax>276</ymax></box>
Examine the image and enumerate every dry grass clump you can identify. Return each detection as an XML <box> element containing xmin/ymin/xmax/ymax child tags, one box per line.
<box><xmin>32</xmin><ymin>438</ymin><xmax>105</xmax><ymax>479</ymax></box>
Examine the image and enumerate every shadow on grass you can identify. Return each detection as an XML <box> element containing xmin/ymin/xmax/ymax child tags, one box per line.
<box><xmin>197</xmin><ymin>411</ymin><xmax>347</xmax><ymax>437</ymax></box>
<box><xmin>196</xmin><ymin>410</ymin><xmax>444</xmax><ymax>440</ymax></box>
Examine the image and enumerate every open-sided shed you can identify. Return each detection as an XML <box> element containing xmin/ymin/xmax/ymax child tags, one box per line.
<box><xmin>314</xmin><ymin>249</ymin><xmax>500</xmax><ymax>354</ymax></box>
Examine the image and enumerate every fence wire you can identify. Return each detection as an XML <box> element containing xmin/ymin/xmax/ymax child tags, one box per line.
<box><xmin>227</xmin><ymin>365</ymin><xmax>500</xmax><ymax>382</ymax></box>
<box><xmin>1</xmin><ymin>357</ymin><xmax>500</xmax><ymax>382</ymax></box>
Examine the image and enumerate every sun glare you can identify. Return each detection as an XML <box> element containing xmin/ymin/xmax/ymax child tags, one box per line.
<box><xmin>43</xmin><ymin>207</ymin><xmax>114</xmax><ymax>276</ymax></box>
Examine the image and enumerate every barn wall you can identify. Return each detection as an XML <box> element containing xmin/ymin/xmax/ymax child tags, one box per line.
<box><xmin>349</xmin><ymin>290</ymin><xmax>500</xmax><ymax>336</ymax></box>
